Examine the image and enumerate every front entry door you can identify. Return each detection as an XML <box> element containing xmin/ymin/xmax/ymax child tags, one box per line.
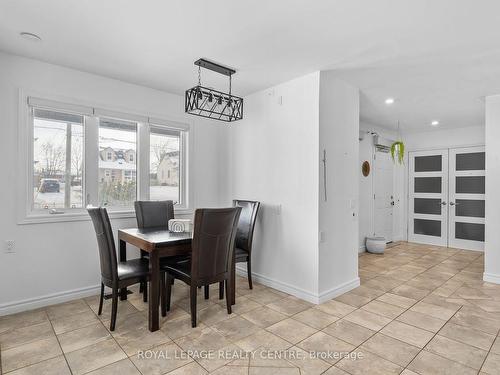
<box><xmin>448</xmin><ymin>147</ymin><xmax>485</xmax><ymax>250</ymax></box>
<box><xmin>374</xmin><ymin>150</ymin><xmax>394</xmax><ymax>242</ymax></box>
<box><xmin>409</xmin><ymin>150</ymin><xmax>449</xmax><ymax>246</ymax></box>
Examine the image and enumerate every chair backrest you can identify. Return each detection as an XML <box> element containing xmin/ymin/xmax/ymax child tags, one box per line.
<box><xmin>191</xmin><ymin>207</ymin><xmax>241</xmax><ymax>283</ymax></box>
<box><xmin>233</xmin><ymin>200</ymin><xmax>260</xmax><ymax>252</ymax></box>
<box><xmin>134</xmin><ymin>200</ymin><xmax>174</xmax><ymax>229</ymax></box>
<box><xmin>87</xmin><ymin>207</ymin><xmax>118</xmax><ymax>282</ymax></box>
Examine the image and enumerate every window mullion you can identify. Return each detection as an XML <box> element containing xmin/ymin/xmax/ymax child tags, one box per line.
<box><xmin>85</xmin><ymin>116</ymin><xmax>99</xmax><ymax>206</ymax></box>
<box><xmin>138</xmin><ymin>122</ymin><xmax>150</xmax><ymax>200</ymax></box>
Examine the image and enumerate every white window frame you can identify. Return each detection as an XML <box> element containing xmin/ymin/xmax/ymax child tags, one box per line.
<box><xmin>18</xmin><ymin>91</ymin><xmax>193</xmax><ymax>224</ymax></box>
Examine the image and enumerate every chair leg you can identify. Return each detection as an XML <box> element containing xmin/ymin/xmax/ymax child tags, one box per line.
<box><xmin>190</xmin><ymin>286</ymin><xmax>198</xmax><ymax>328</ymax></box>
<box><xmin>160</xmin><ymin>274</ymin><xmax>166</xmax><ymax>317</ymax></box>
<box><xmin>225</xmin><ymin>279</ymin><xmax>232</xmax><ymax>315</ymax></box>
<box><xmin>98</xmin><ymin>283</ymin><xmax>104</xmax><ymax>315</ymax></box>
<box><xmin>204</xmin><ymin>285</ymin><xmax>209</xmax><ymax>300</ymax></box>
<box><xmin>110</xmin><ymin>287</ymin><xmax>118</xmax><ymax>331</ymax></box>
<box><xmin>165</xmin><ymin>273</ymin><xmax>173</xmax><ymax>312</ymax></box>
<box><xmin>219</xmin><ymin>281</ymin><xmax>224</xmax><ymax>300</ymax></box>
<box><xmin>143</xmin><ymin>280</ymin><xmax>148</xmax><ymax>303</ymax></box>
<box><xmin>247</xmin><ymin>258</ymin><xmax>253</xmax><ymax>290</ymax></box>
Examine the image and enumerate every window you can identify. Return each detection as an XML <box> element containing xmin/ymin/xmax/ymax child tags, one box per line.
<box><xmin>33</xmin><ymin>109</ymin><xmax>84</xmax><ymax>211</ymax></box>
<box><xmin>149</xmin><ymin>127</ymin><xmax>181</xmax><ymax>203</ymax></box>
<box><xmin>98</xmin><ymin>118</ymin><xmax>137</xmax><ymax>208</ymax></box>
<box><xmin>25</xmin><ymin>96</ymin><xmax>189</xmax><ymax>221</ymax></box>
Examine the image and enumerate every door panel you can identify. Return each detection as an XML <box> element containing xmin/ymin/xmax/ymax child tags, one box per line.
<box><xmin>409</xmin><ymin>150</ymin><xmax>448</xmax><ymax>246</ymax></box>
<box><xmin>448</xmin><ymin>146</ymin><xmax>485</xmax><ymax>250</ymax></box>
<box><xmin>374</xmin><ymin>150</ymin><xmax>394</xmax><ymax>242</ymax></box>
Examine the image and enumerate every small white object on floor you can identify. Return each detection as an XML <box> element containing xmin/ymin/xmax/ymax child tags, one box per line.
<box><xmin>366</xmin><ymin>236</ymin><xmax>386</xmax><ymax>254</ymax></box>
<box><xmin>168</xmin><ymin>219</ymin><xmax>192</xmax><ymax>233</ymax></box>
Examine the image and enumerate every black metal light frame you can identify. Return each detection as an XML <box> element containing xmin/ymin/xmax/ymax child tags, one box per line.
<box><xmin>185</xmin><ymin>59</ymin><xmax>243</xmax><ymax>122</ymax></box>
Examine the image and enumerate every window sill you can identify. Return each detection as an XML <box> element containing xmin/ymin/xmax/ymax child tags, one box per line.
<box><xmin>18</xmin><ymin>207</ymin><xmax>194</xmax><ymax>225</ymax></box>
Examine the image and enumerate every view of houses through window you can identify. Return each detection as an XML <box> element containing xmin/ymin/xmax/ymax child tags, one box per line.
<box><xmin>98</xmin><ymin>118</ymin><xmax>137</xmax><ymax>207</ymax></box>
<box><xmin>33</xmin><ymin>109</ymin><xmax>84</xmax><ymax>210</ymax></box>
<box><xmin>149</xmin><ymin>127</ymin><xmax>180</xmax><ymax>203</ymax></box>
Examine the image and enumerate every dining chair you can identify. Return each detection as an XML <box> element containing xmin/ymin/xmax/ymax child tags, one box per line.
<box><xmin>162</xmin><ymin>207</ymin><xmax>241</xmax><ymax>327</ymax></box>
<box><xmin>134</xmin><ymin>200</ymin><xmax>180</xmax><ymax>297</ymax></box>
<box><xmin>88</xmin><ymin>207</ymin><xmax>165</xmax><ymax>331</ymax></box>
<box><xmin>233</xmin><ymin>199</ymin><xmax>261</xmax><ymax>289</ymax></box>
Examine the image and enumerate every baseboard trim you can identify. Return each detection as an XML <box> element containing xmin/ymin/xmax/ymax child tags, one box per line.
<box><xmin>483</xmin><ymin>272</ymin><xmax>500</xmax><ymax>285</ymax></box>
<box><xmin>0</xmin><ymin>285</ymin><xmax>100</xmax><ymax>316</ymax></box>
<box><xmin>318</xmin><ymin>277</ymin><xmax>360</xmax><ymax>304</ymax></box>
<box><xmin>235</xmin><ymin>266</ymin><xmax>320</xmax><ymax>304</ymax></box>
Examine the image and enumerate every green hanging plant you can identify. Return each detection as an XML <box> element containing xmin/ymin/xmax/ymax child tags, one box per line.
<box><xmin>390</xmin><ymin>141</ymin><xmax>405</xmax><ymax>164</ymax></box>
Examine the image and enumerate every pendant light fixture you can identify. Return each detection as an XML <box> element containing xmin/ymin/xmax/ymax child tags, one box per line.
<box><xmin>185</xmin><ymin>58</ymin><xmax>243</xmax><ymax>122</ymax></box>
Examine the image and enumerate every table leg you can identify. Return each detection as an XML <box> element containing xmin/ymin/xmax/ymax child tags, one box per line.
<box><xmin>148</xmin><ymin>251</ymin><xmax>160</xmax><ymax>332</ymax></box>
<box><xmin>231</xmin><ymin>251</ymin><xmax>236</xmax><ymax>305</ymax></box>
<box><xmin>119</xmin><ymin>240</ymin><xmax>128</xmax><ymax>300</ymax></box>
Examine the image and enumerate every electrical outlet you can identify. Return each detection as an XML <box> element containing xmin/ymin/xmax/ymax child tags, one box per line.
<box><xmin>5</xmin><ymin>240</ymin><xmax>15</xmax><ymax>253</ymax></box>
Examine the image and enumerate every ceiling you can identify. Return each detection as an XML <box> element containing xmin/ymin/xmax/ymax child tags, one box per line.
<box><xmin>1</xmin><ymin>0</ymin><xmax>500</xmax><ymax>131</ymax></box>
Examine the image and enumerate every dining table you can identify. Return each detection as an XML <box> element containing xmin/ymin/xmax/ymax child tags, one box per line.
<box><xmin>118</xmin><ymin>227</ymin><xmax>236</xmax><ymax>332</ymax></box>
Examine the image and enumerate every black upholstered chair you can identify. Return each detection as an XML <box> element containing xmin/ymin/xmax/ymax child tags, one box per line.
<box><xmin>233</xmin><ymin>200</ymin><xmax>260</xmax><ymax>289</ymax></box>
<box><xmin>88</xmin><ymin>207</ymin><xmax>164</xmax><ymax>331</ymax></box>
<box><xmin>162</xmin><ymin>207</ymin><xmax>241</xmax><ymax>327</ymax></box>
<box><xmin>134</xmin><ymin>200</ymin><xmax>175</xmax><ymax>229</ymax></box>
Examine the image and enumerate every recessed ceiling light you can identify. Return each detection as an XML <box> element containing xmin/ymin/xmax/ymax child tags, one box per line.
<box><xmin>385</xmin><ymin>98</ymin><xmax>395</xmax><ymax>105</ymax></box>
<box><xmin>20</xmin><ymin>32</ymin><xmax>42</xmax><ymax>42</ymax></box>
<box><xmin>431</xmin><ymin>120</ymin><xmax>439</xmax><ymax>126</ymax></box>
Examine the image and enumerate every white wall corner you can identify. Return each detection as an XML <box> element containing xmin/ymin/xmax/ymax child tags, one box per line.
<box><xmin>483</xmin><ymin>273</ymin><xmax>500</xmax><ymax>284</ymax></box>
<box><xmin>318</xmin><ymin>277</ymin><xmax>360</xmax><ymax>304</ymax></box>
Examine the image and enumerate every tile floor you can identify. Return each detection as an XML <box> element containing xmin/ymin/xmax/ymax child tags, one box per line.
<box><xmin>1</xmin><ymin>242</ymin><xmax>500</xmax><ymax>374</ymax></box>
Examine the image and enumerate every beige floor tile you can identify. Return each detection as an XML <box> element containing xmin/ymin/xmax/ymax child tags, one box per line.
<box><xmin>267</xmin><ymin>318</ymin><xmax>317</xmax><ymax>344</ymax></box>
<box><xmin>211</xmin><ymin>316</ymin><xmax>260</xmax><ymax>342</ymax></box>
<box><xmin>396</xmin><ymin>310</ymin><xmax>447</xmax><ymax>332</ymax></box>
<box><xmin>212</xmin><ymin>365</ymin><xmax>249</xmax><ymax>375</ymax></box>
<box><xmin>46</xmin><ymin>299</ymin><xmax>91</xmax><ymax>320</ymax></box>
<box><xmin>425</xmin><ymin>335</ymin><xmax>488</xmax><ymax>370</ymax></box>
<box><xmin>235</xmin><ymin>329</ymin><xmax>292</xmax><ymax>352</ymax></box>
<box><xmin>439</xmin><ymin>322</ymin><xmax>495</xmax><ymax>351</ymax></box>
<box><xmin>110</xmin><ymin>314</ymin><xmax>171</xmax><ymax>356</ymax></box>
<box><xmin>360</xmin><ymin>333</ymin><xmax>420</xmax><ymax>366</ymax></box>
<box><xmin>97</xmin><ymin>301</ymin><xmax>141</xmax><ymax>327</ymax></box>
<box><xmin>1</xmin><ymin>336</ymin><xmax>62</xmax><ymax>373</ymax></box>
<box><xmin>334</xmin><ymin>292</ymin><xmax>372</xmax><ymax>308</ymax></box>
<box><xmin>241</xmin><ymin>306</ymin><xmax>287</xmax><ymax>328</ymax></box>
<box><xmin>266</xmin><ymin>296</ymin><xmax>311</xmax><ymax>316</ymax></box>
<box><xmin>197</xmin><ymin>304</ymin><xmax>232</xmax><ymax>326</ymax></box>
<box><xmin>246</xmin><ymin>289</ymin><xmax>288</xmax><ymax>305</ymax></box>
<box><xmin>85</xmin><ymin>359</ymin><xmax>141</xmax><ymax>375</ymax></box>
<box><xmin>161</xmin><ymin>315</ymin><xmax>208</xmax><ymax>340</ymax></box>
<box><xmin>343</xmin><ymin>309</ymin><xmax>391</xmax><ymax>331</ymax></box>
<box><xmin>65</xmin><ymin>337</ymin><xmax>126</xmax><ymax>375</ymax></box>
<box><xmin>166</xmin><ymin>361</ymin><xmax>208</xmax><ymax>375</ymax></box>
<box><xmin>348</xmin><ymin>285</ymin><xmax>385</xmax><ymax>300</ymax></box>
<box><xmin>297</xmin><ymin>331</ymin><xmax>354</xmax><ymax>364</ymax></box>
<box><xmin>410</xmin><ymin>301</ymin><xmax>459</xmax><ymax>320</ymax></box>
<box><xmin>314</xmin><ymin>300</ymin><xmax>356</xmax><ymax>318</ymax></box>
<box><xmin>58</xmin><ymin>322</ymin><xmax>110</xmax><ymax>353</ymax></box>
<box><xmin>51</xmin><ymin>309</ymin><xmax>100</xmax><ymax>335</ymax></box>
<box><xmin>0</xmin><ymin>309</ymin><xmax>48</xmax><ymax>335</ymax></box>
<box><xmin>400</xmin><ymin>370</ymin><xmax>420</xmax><ymax>375</ymax></box>
<box><xmin>195</xmin><ymin>343</ymin><xmax>244</xmax><ymax>372</ymax></box>
<box><xmin>4</xmin><ymin>355</ymin><xmax>70</xmax><ymax>375</ymax></box>
<box><xmin>227</xmin><ymin>296</ymin><xmax>261</xmax><ymax>315</ymax></box>
<box><xmin>130</xmin><ymin>342</ymin><xmax>193</xmax><ymax>375</ymax></box>
<box><xmin>285</xmin><ymin>346</ymin><xmax>332</xmax><ymax>375</ymax></box>
<box><xmin>481</xmin><ymin>352</ymin><xmax>500</xmax><ymax>375</ymax></box>
<box><xmin>381</xmin><ymin>321</ymin><xmax>434</xmax><ymax>348</ymax></box>
<box><xmin>249</xmin><ymin>347</ymin><xmax>296</xmax><ymax>368</ymax></box>
<box><xmin>292</xmin><ymin>308</ymin><xmax>339</xmax><ymax>330</ymax></box>
<box><xmin>361</xmin><ymin>300</ymin><xmax>406</xmax><ymax>319</ymax></box>
<box><xmin>248</xmin><ymin>367</ymin><xmax>299</xmax><ymax>375</ymax></box>
<box><xmin>449</xmin><ymin>309</ymin><xmax>500</xmax><ymax>335</ymax></box>
<box><xmin>322</xmin><ymin>366</ymin><xmax>350</xmax><ymax>375</ymax></box>
<box><xmin>376</xmin><ymin>292</ymin><xmax>417</xmax><ymax>309</ymax></box>
<box><xmin>490</xmin><ymin>336</ymin><xmax>500</xmax><ymax>355</ymax></box>
<box><xmin>336</xmin><ymin>350</ymin><xmax>403</xmax><ymax>375</ymax></box>
<box><xmin>322</xmin><ymin>319</ymin><xmax>375</xmax><ymax>346</ymax></box>
<box><xmin>0</xmin><ymin>321</ymin><xmax>54</xmax><ymax>350</ymax></box>
<box><xmin>392</xmin><ymin>284</ymin><xmax>430</xmax><ymax>300</ymax></box>
<box><xmin>408</xmin><ymin>350</ymin><xmax>477</xmax><ymax>375</ymax></box>
<box><xmin>175</xmin><ymin>327</ymin><xmax>232</xmax><ymax>352</ymax></box>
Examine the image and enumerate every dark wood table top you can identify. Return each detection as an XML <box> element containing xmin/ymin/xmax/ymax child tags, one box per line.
<box><xmin>118</xmin><ymin>228</ymin><xmax>192</xmax><ymax>251</ymax></box>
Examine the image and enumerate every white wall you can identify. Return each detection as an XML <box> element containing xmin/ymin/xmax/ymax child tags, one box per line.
<box><xmin>0</xmin><ymin>52</ymin><xmax>231</xmax><ymax>314</ymax></box>
<box><xmin>484</xmin><ymin>96</ymin><xmax>500</xmax><ymax>283</ymax></box>
<box><xmin>230</xmin><ymin>73</ymin><xmax>321</xmax><ymax>302</ymax></box>
<box><xmin>318</xmin><ymin>73</ymin><xmax>360</xmax><ymax>300</ymax></box>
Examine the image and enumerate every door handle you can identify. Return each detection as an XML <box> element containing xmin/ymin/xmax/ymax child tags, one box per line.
<box><xmin>441</xmin><ymin>201</ymin><xmax>447</xmax><ymax>205</ymax></box>
<box><xmin>449</xmin><ymin>202</ymin><xmax>455</xmax><ymax>206</ymax></box>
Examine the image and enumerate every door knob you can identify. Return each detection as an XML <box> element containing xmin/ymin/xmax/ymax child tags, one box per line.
<box><xmin>449</xmin><ymin>202</ymin><xmax>455</xmax><ymax>206</ymax></box>
<box><xmin>441</xmin><ymin>201</ymin><xmax>447</xmax><ymax>205</ymax></box>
